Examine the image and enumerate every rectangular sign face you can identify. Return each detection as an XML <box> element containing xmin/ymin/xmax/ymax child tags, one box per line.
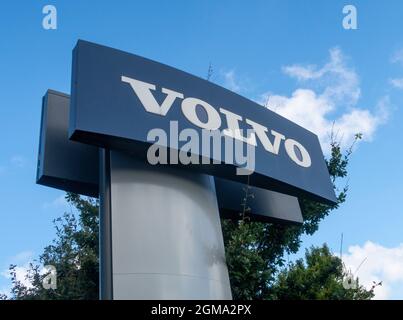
<box><xmin>69</xmin><ymin>40</ymin><xmax>337</xmax><ymax>205</ymax></box>
<box><xmin>39</xmin><ymin>90</ymin><xmax>303</xmax><ymax>224</ymax></box>
<box><xmin>37</xmin><ymin>90</ymin><xmax>99</xmax><ymax>197</ymax></box>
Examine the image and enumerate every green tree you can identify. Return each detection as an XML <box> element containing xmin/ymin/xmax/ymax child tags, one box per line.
<box><xmin>270</xmin><ymin>244</ymin><xmax>374</xmax><ymax>300</ymax></box>
<box><xmin>221</xmin><ymin>137</ymin><xmax>365</xmax><ymax>299</ymax></box>
<box><xmin>8</xmin><ymin>194</ymin><xmax>99</xmax><ymax>300</ymax></box>
<box><xmin>6</xmin><ymin>136</ymin><xmax>373</xmax><ymax>300</ymax></box>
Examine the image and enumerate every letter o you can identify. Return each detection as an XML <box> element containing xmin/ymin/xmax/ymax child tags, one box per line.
<box><xmin>181</xmin><ymin>98</ymin><xmax>221</xmax><ymax>130</ymax></box>
<box><xmin>284</xmin><ymin>139</ymin><xmax>311</xmax><ymax>168</ymax></box>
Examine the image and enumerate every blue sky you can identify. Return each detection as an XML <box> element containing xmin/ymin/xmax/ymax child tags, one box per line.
<box><xmin>1</xmin><ymin>0</ymin><xmax>403</xmax><ymax>299</ymax></box>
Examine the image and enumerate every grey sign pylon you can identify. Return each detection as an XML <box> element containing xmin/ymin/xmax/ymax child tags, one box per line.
<box><xmin>38</xmin><ymin>39</ymin><xmax>337</xmax><ymax>299</ymax></box>
<box><xmin>100</xmin><ymin>149</ymin><xmax>232</xmax><ymax>299</ymax></box>
<box><xmin>37</xmin><ymin>90</ymin><xmax>303</xmax><ymax>299</ymax></box>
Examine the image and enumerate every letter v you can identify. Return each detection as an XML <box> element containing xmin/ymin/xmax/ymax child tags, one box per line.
<box><xmin>122</xmin><ymin>76</ymin><xmax>184</xmax><ymax>116</ymax></box>
<box><xmin>246</xmin><ymin>118</ymin><xmax>285</xmax><ymax>155</ymax></box>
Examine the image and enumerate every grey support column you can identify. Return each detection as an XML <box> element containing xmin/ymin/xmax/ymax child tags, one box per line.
<box><xmin>105</xmin><ymin>150</ymin><xmax>232</xmax><ymax>300</ymax></box>
<box><xmin>99</xmin><ymin>149</ymin><xmax>113</xmax><ymax>300</ymax></box>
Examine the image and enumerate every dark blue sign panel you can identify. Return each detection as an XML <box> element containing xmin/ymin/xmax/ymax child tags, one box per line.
<box><xmin>38</xmin><ymin>89</ymin><xmax>303</xmax><ymax>224</ymax></box>
<box><xmin>69</xmin><ymin>40</ymin><xmax>337</xmax><ymax>205</ymax></box>
<box><xmin>37</xmin><ymin>90</ymin><xmax>99</xmax><ymax>197</ymax></box>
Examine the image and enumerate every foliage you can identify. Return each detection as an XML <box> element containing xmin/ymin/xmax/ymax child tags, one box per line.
<box><xmin>270</xmin><ymin>244</ymin><xmax>373</xmax><ymax>299</ymax></box>
<box><xmin>221</xmin><ymin>136</ymin><xmax>368</xmax><ymax>299</ymax></box>
<box><xmin>8</xmin><ymin>194</ymin><xmax>99</xmax><ymax>300</ymax></box>
<box><xmin>5</xmin><ymin>136</ymin><xmax>373</xmax><ymax>300</ymax></box>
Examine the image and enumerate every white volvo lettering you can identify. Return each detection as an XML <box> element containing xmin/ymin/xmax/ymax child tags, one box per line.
<box><xmin>121</xmin><ymin>76</ymin><xmax>183</xmax><ymax>116</ymax></box>
<box><xmin>284</xmin><ymin>139</ymin><xmax>311</xmax><ymax>168</ymax></box>
<box><xmin>220</xmin><ymin>107</ymin><xmax>257</xmax><ymax>146</ymax></box>
<box><xmin>245</xmin><ymin>118</ymin><xmax>285</xmax><ymax>155</ymax></box>
<box><xmin>122</xmin><ymin>75</ymin><xmax>312</xmax><ymax>168</ymax></box>
<box><xmin>181</xmin><ymin>97</ymin><xmax>221</xmax><ymax>130</ymax></box>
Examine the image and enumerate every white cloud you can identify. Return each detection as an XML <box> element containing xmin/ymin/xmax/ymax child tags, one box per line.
<box><xmin>1</xmin><ymin>265</ymin><xmax>34</xmax><ymax>289</ymax></box>
<box><xmin>343</xmin><ymin>241</ymin><xmax>403</xmax><ymax>299</ymax></box>
<box><xmin>10</xmin><ymin>251</ymin><xmax>34</xmax><ymax>264</ymax></box>
<box><xmin>220</xmin><ymin>48</ymin><xmax>388</xmax><ymax>153</ymax></box>
<box><xmin>391</xmin><ymin>49</ymin><xmax>403</xmax><ymax>65</ymax></box>
<box><xmin>10</xmin><ymin>155</ymin><xmax>26</xmax><ymax>168</ymax></box>
<box><xmin>1</xmin><ymin>250</ymin><xmax>59</xmax><ymax>298</ymax></box>
<box><xmin>390</xmin><ymin>49</ymin><xmax>403</xmax><ymax>90</ymax></box>
<box><xmin>222</xmin><ymin>70</ymin><xmax>241</xmax><ymax>93</ymax></box>
<box><xmin>0</xmin><ymin>286</ymin><xmax>10</xmax><ymax>297</ymax></box>
<box><xmin>0</xmin><ymin>251</ymin><xmax>36</xmax><ymax>297</ymax></box>
<box><xmin>283</xmin><ymin>48</ymin><xmax>360</xmax><ymax>105</ymax></box>
<box><xmin>390</xmin><ymin>78</ymin><xmax>403</xmax><ymax>90</ymax></box>
<box><xmin>0</xmin><ymin>155</ymin><xmax>29</xmax><ymax>174</ymax></box>
<box><xmin>264</xmin><ymin>48</ymin><xmax>388</xmax><ymax>152</ymax></box>
<box><xmin>42</xmin><ymin>195</ymin><xmax>68</xmax><ymax>209</ymax></box>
